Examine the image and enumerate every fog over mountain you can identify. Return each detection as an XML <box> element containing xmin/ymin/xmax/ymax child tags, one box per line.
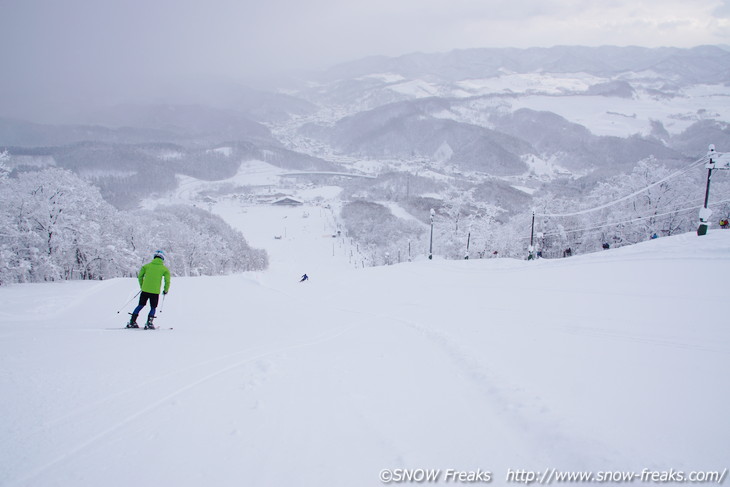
<box><xmin>314</xmin><ymin>45</ymin><xmax>730</xmax><ymax>85</ymax></box>
<box><xmin>2</xmin><ymin>45</ymin><xmax>730</xmax><ymax>261</ymax></box>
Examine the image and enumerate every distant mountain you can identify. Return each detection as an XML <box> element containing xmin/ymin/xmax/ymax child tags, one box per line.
<box><xmin>316</xmin><ymin>45</ymin><xmax>730</xmax><ymax>85</ymax></box>
<box><xmin>493</xmin><ymin>109</ymin><xmax>686</xmax><ymax>172</ymax></box>
<box><xmin>297</xmin><ymin>93</ymin><xmax>688</xmax><ymax>179</ymax></box>
<box><xmin>85</xmin><ymin>104</ymin><xmax>274</xmax><ymax>143</ymax></box>
<box><xmin>282</xmin><ymin>45</ymin><xmax>730</xmax><ymax>186</ymax></box>
<box><xmin>668</xmin><ymin>120</ymin><xmax>730</xmax><ymax>156</ymax></box>
<box><xmin>0</xmin><ymin>104</ymin><xmax>276</xmax><ymax>148</ymax></box>
<box><xmin>301</xmin><ymin>98</ymin><xmax>532</xmax><ymax>175</ymax></box>
<box><xmin>223</xmin><ymin>90</ymin><xmax>319</xmax><ymax>123</ymax></box>
<box><xmin>5</xmin><ymin>45</ymin><xmax>729</xmax><ymax>218</ymax></box>
<box><xmin>110</xmin><ymin>79</ymin><xmax>320</xmax><ymax>124</ymax></box>
<box><xmin>0</xmin><ymin>117</ymin><xmax>183</xmax><ymax>148</ymax></box>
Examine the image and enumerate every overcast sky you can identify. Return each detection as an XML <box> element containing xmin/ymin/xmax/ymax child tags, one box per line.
<box><xmin>1</xmin><ymin>0</ymin><xmax>729</xmax><ymax>122</ymax></box>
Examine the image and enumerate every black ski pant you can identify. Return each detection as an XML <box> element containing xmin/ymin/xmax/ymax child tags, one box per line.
<box><xmin>132</xmin><ymin>292</ymin><xmax>160</xmax><ymax>319</ymax></box>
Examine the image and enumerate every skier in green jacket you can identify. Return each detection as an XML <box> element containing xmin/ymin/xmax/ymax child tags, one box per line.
<box><xmin>127</xmin><ymin>250</ymin><xmax>171</xmax><ymax>329</ymax></box>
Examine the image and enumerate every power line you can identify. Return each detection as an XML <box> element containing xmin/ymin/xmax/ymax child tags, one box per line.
<box><xmin>534</xmin><ymin>156</ymin><xmax>708</xmax><ymax>218</ymax></box>
<box><xmin>533</xmin><ymin>197</ymin><xmax>730</xmax><ymax>239</ymax></box>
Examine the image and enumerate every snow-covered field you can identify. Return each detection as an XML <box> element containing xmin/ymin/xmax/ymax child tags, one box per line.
<box><xmin>1</xmin><ymin>201</ymin><xmax>728</xmax><ymax>487</ymax></box>
<box><xmin>307</xmin><ymin>72</ymin><xmax>730</xmax><ymax>140</ymax></box>
<box><xmin>508</xmin><ymin>87</ymin><xmax>730</xmax><ymax>137</ymax></box>
<box><xmin>147</xmin><ymin>160</ymin><xmax>286</xmax><ymax>207</ymax></box>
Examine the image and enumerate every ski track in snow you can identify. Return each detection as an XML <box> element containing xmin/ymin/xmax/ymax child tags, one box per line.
<box><xmin>323</xmin><ymin>302</ymin><xmax>609</xmax><ymax>468</ymax></box>
<box><xmin>2</xmin><ymin>197</ymin><xmax>729</xmax><ymax>486</ymax></box>
<box><xmin>8</xmin><ymin>322</ymin><xmax>360</xmax><ymax>487</ymax></box>
<box><xmin>560</xmin><ymin>324</ymin><xmax>725</xmax><ymax>354</ymax></box>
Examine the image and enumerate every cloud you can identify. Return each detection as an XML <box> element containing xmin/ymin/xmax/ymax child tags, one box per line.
<box><xmin>0</xmin><ymin>0</ymin><xmax>728</xmax><ymax>122</ymax></box>
<box><xmin>713</xmin><ymin>0</ymin><xmax>730</xmax><ymax>16</ymax></box>
<box><xmin>445</xmin><ymin>0</ymin><xmax>728</xmax><ymax>48</ymax></box>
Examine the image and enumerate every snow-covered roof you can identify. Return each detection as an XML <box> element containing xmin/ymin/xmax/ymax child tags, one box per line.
<box><xmin>272</xmin><ymin>197</ymin><xmax>304</xmax><ymax>206</ymax></box>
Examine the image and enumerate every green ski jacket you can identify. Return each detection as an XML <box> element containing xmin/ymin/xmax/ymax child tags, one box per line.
<box><xmin>138</xmin><ymin>257</ymin><xmax>171</xmax><ymax>294</ymax></box>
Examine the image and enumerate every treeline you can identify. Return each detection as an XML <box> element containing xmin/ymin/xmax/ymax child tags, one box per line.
<box><xmin>465</xmin><ymin>158</ymin><xmax>730</xmax><ymax>259</ymax></box>
<box><xmin>337</xmin><ymin>158</ymin><xmax>726</xmax><ymax>263</ymax></box>
<box><xmin>340</xmin><ymin>200</ymin><xmax>427</xmax><ymax>265</ymax></box>
<box><xmin>524</xmin><ymin>158</ymin><xmax>730</xmax><ymax>258</ymax></box>
<box><xmin>0</xmin><ymin>165</ymin><xmax>267</xmax><ymax>285</ymax></box>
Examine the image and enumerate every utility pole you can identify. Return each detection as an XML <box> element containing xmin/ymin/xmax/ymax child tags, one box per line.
<box><xmin>465</xmin><ymin>230</ymin><xmax>471</xmax><ymax>260</ymax></box>
<box><xmin>429</xmin><ymin>208</ymin><xmax>435</xmax><ymax>260</ymax></box>
<box><xmin>698</xmin><ymin>145</ymin><xmax>730</xmax><ymax>235</ymax></box>
<box><xmin>528</xmin><ymin>211</ymin><xmax>536</xmax><ymax>260</ymax></box>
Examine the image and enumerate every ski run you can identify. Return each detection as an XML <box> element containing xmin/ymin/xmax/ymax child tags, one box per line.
<box><xmin>0</xmin><ymin>202</ymin><xmax>728</xmax><ymax>487</ymax></box>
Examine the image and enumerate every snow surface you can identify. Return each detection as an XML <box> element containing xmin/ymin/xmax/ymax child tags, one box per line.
<box><xmin>366</xmin><ymin>70</ymin><xmax>730</xmax><ymax>139</ymax></box>
<box><xmin>377</xmin><ymin>201</ymin><xmax>426</xmax><ymax>225</ymax></box>
<box><xmin>455</xmin><ymin>72</ymin><xmax>603</xmax><ymax>96</ymax></box>
<box><xmin>511</xmin><ymin>185</ymin><xmax>537</xmax><ymax>195</ymax></box>
<box><xmin>209</xmin><ymin>147</ymin><xmax>233</xmax><ymax>157</ymax></box>
<box><xmin>1</xmin><ymin>200</ymin><xmax>729</xmax><ymax>487</ymax></box>
<box><xmin>508</xmin><ymin>87</ymin><xmax>730</xmax><ymax>137</ymax></box>
<box><xmin>140</xmin><ymin>160</ymin><xmax>286</xmax><ymax>209</ymax></box>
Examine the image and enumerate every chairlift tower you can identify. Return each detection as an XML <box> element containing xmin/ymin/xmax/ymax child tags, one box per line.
<box><xmin>528</xmin><ymin>211</ymin><xmax>536</xmax><ymax>260</ymax></box>
<box><xmin>698</xmin><ymin>145</ymin><xmax>730</xmax><ymax>236</ymax></box>
<box><xmin>428</xmin><ymin>208</ymin><xmax>435</xmax><ymax>260</ymax></box>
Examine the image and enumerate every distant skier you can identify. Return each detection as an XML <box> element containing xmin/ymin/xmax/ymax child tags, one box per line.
<box><xmin>299</xmin><ymin>273</ymin><xmax>309</xmax><ymax>282</ymax></box>
<box><xmin>127</xmin><ymin>250</ymin><xmax>171</xmax><ymax>329</ymax></box>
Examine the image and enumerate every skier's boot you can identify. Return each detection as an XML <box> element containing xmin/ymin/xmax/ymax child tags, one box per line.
<box><xmin>126</xmin><ymin>314</ymin><xmax>139</xmax><ymax>328</ymax></box>
<box><xmin>144</xmin><ymin>315</ymin><xmax>156</xmax><ymax>330</ymax></box>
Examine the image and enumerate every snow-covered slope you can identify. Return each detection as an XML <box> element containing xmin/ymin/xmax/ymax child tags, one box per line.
<box><xmin>1</xmin><ymin>202</ymin><xmax>728</xmax><ymax>486</ymax></box>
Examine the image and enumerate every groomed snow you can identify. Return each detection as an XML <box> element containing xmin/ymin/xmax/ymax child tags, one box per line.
<box><xmin>1</xmin><ymin>202</ymin><xmax>728</xmax><ymax>487</ymax></box>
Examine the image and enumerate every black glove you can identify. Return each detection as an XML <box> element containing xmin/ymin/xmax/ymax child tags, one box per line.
<box><xmin>163</xmin><ymin>290</ymin><xmax>168</xmax><ymax>295</ymax></box>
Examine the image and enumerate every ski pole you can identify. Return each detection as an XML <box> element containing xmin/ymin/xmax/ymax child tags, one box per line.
<box><xmin>158</xmin><ymin>292</ymin><xmax>166</xmax><ymax>314</ymax></box>
<box><xmin>116</xmin><ymin>290</ymin><xmax>141</xmax><ymax>314</ymax></box>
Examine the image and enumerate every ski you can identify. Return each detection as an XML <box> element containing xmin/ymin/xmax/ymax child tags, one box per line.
<box><xmin>107</xmin><ymin>326</ymin><xmax>173</xmax><ymax>331</ymax></box>
<box><xmin>122</xmin><ymin>312</ymin><xmax>170</xmax><ymax>330</ymax></box>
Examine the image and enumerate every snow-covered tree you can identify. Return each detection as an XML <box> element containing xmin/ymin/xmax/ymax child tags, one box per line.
<box><xmin>0</xmin><ymin>167</ymin><xmax>268</xmax><ymax>285</ymax></box>
<box><xmin>0</xmin><ymin>150</ymin><xmax>9</xmax><ymax>179</ymax></box>
<box><xmin>146</xmin><ymin>205</ymin><xmax>268</xmax><ymax>276</ymax></box>
<box><xmin>525</xmin><ymin>158</ymin><xmax>701</xmax><ymax>258</ymax></box>
<box><xmin>340</xmin><ymin>200</ymin><xmax>426</xmax><ymax>265</ymax></box>
<box><xmin>1</xmin><ymin>168</ymin><xmax>100</xmax><ymax>281</ymax></box>
<box><xmin>589</xmin><ymin>158</ymin><xmax>697</xmax><ymax>246</ymax></box>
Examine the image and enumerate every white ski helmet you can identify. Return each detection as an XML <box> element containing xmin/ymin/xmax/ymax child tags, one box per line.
<box><xmin>153</xmin><ymin>249</ymin><xmax>166</xmax><ymax>261</ymax></box>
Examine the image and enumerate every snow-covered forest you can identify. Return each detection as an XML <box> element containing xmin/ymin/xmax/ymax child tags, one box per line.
<box><xmin>0</xmin><ymin>160</ymin><xmax>267</xmax><ymax>285</ymax></box>
<box><xmin>528</xmin><ymin>157</ymin><xmax>730</xmax><ymax>257</ymax></box>
<box><xmin>331</xmin><ymin>154</ymin><xmax>730</xmax><ymax>266</ymax></box>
